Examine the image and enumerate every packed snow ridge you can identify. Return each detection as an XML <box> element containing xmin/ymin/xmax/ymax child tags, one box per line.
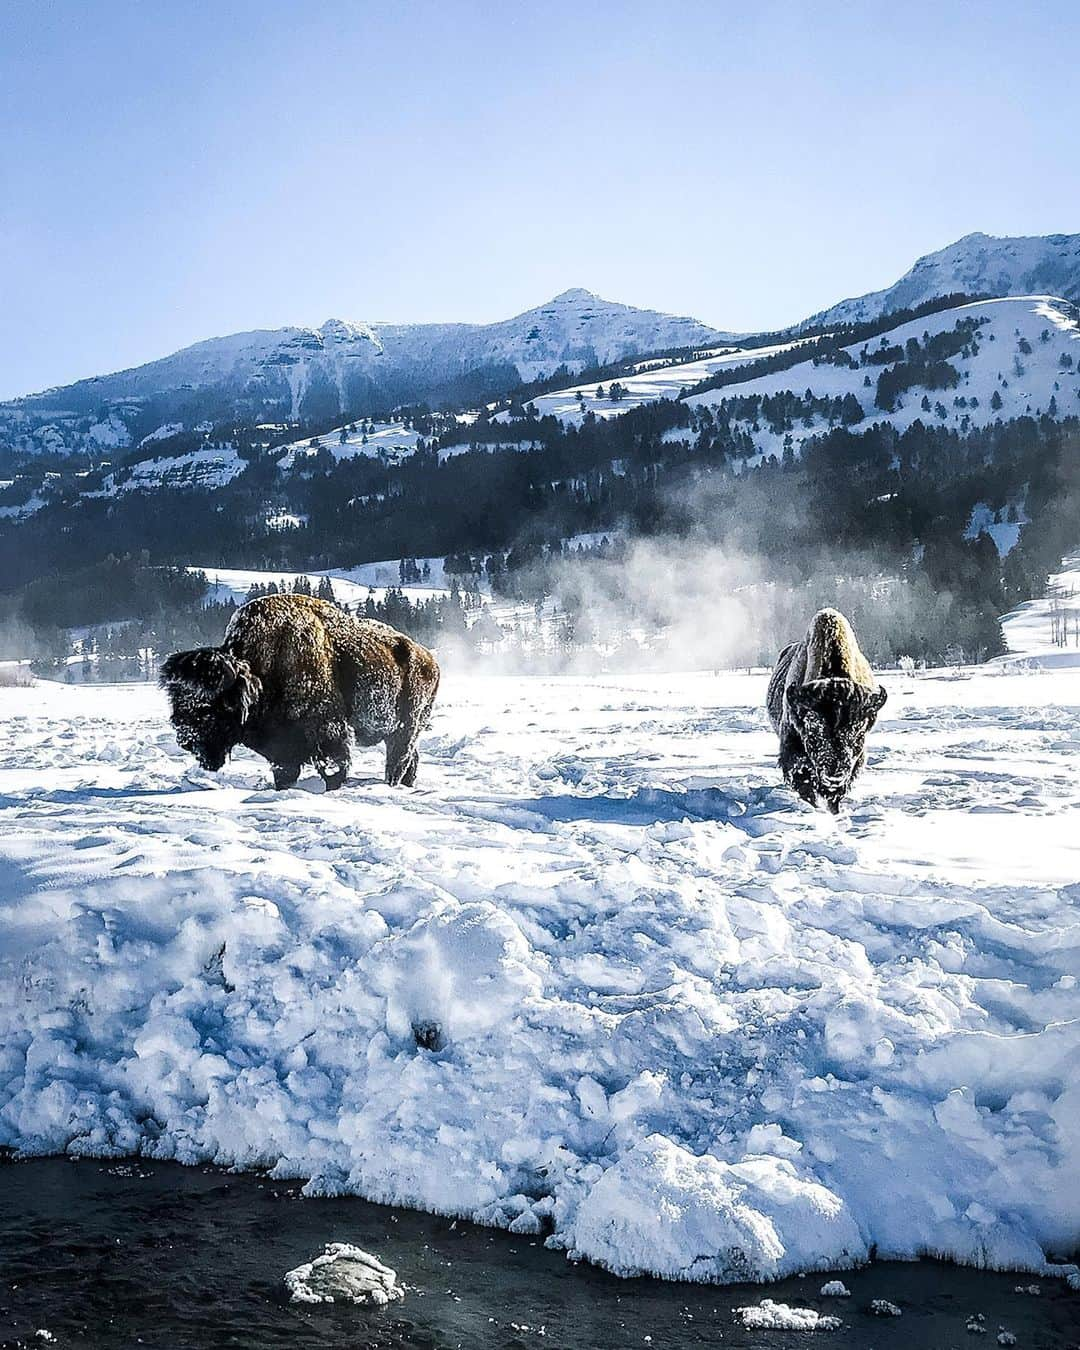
<box><xmin>1</xmin><ymin>665</ymin><xmax>1079</xmax><ymax>1288</ymax></box>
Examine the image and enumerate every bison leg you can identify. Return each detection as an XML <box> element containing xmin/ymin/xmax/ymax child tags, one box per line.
<box><xmin>272</xmin><ymin>762</ymin><xmax>301</xmax><ymax>790</ymax></box>
<box><xmin>385</xmin><ymin>728</ymin><xmax>419</xmax><ymax>787</ymax></box>
<box><xmin>399</xmin><ymin>749</ymin><xmax>420</xmax><ymax>788</ymax></box>
<box><xmin>314</xmin><ymin>746</ymin><xmax>350</xmax><ymax>792</ymax></box>
<box><xmin>313</xmin><ymin>722</ymin><xmax>351</xmax><ymax>792</ymax></box>
<box><xmin>778</xmin><ymin>728</ymin><xmax>805</xmax><ymax>787</ymax></box>
<box><xmin>384</xmin><ymin>662</ymin><xmax>437</xmax><ymax>787</ymax></box>
<box><xmin>779</xmin><ymin>729</ymin><xmax>818</xmax><ymax>808</ymax></box>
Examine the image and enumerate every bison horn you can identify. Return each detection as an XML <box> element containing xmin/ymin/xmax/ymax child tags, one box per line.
<box><xmin>225</xmin><ymin>661</ymin><xmax>261</xmax><ymax>722</ymax></box>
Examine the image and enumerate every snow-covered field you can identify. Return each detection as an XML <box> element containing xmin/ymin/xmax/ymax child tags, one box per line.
<box><xmin>1</xmin><ymin>667</ymin><xmax>1079</xmax><ymax>1288</ymax></box>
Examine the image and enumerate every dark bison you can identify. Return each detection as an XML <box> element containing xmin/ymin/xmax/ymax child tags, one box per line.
<box><xmin>161</xmin><ymin>593</ymin><xmax>440</xmax><ymax>790</ymax></box>
<box><xmin>766</xmin><ymin>607</ymin><xmax>886</xmax><ymax>814</ymax></box>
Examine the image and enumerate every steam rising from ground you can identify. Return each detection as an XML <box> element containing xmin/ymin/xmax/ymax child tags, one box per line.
<box><xmin>473</xmin><ymin>534</ymin><xmax>943</xmax><ymax>676</ymax></box>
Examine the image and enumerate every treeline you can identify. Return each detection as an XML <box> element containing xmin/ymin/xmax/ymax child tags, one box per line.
<box><xmin>54</xmin><ymin>600</ymin><xmax>240</xmax><ymax>683</ymax></box>
<box><xmin>20</xmin><ymin>563</ymin><xmax>495</xmax><ymax>681</ymax></box>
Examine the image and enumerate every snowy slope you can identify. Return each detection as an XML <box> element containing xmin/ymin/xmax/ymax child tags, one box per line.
<box><xmin>70</xmin><ymin>419</ymin><xmax>423</xmax><ymax>499</ymax></box>
<box><xmin>276</xmin><ymin>418</ymin><xmax>423</xmax><ymax>470</ymax></box>
<box><xmin>0</xmin><ymin>291</ymin><xmax>727</xmax><ymax>455</ymax></box>
<box><xmin>964</xmin><ymin>502</ymin><xmax>1026</xmax><ymax>557</ymax></box>
<box><xmin>100</xmin><ymin>444</ymin><xmax>247</xmax><ymax>495</ymax></box>
<box><xmin>684</xmin><ymin>296</ymin><xmax>1080</xmax><ymax>457</ymax></box>
<box><xmin>1</xmin><ymin>668</ymin><xmax>1079</xmax><ymax>1288</ymax></box>
<box><xmin>503</xmin><ymin>339</ymin><xmax>809</xmax><ymax>425</ymax></box>
<box><xmin>1000</xmin><ymin>553</ymin><xmax>1080</xmax><ymax>667</ymax></box>
<box><xmin>809</xmin><ymin>232</ymin><xmax>1080</xmax><ymax>327</ymax></box>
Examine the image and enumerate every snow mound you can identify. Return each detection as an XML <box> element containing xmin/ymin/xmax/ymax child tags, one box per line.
<box><xmin>570</xmin><ymin>1135</ymin><xmax>864</xmax><ymax>1283</ymax></box>
<box><xmin>736</xmin><ymin>1299</ymin><xmax>842</xmax><ymax>1331</ymax></box>
<box><xmin>284</xmin><ymin>1243</ymin><xmax>403</xmax><ymax>1306</ymax></box>
<box><xmin>819</xmin><ymin>1280</ymin><xmax>850</xmax><ymax>1297</ymax></box>
<box><xmin>368</xmin><ymin>900</ymin><xmax>543</xmax><ymax>1047</ymax></box>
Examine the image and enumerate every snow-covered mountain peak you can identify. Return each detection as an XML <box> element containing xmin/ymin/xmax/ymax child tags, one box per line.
<box><xmin>549</xmin><ymin>287</ymin><xmax>602</xmax><ymax>303</ymax></box>
<box><xmin>470</xmin><ymin>288</ymin><xmax>733</xmax><ymax>384</ymax></box>
<box><xmin>318</xmin><ymin>318</ymin><xmax>379</xmax><ymax>344</ymax></box>
<box><xmin>809</xmin><ymin>230</ymin><xmax>1080</xmax><ymax>327</ymax></box>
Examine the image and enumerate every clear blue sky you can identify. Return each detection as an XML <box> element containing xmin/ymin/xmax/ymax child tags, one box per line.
<box><xmin>1</xmin><ymin>0</ymin><xmax>1076</xmax><ymax>399</ymax></box>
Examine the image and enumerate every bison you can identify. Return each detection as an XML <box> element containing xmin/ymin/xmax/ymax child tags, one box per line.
<box><xmin>766</xmin><ymin>607</ymin><xmax>886</xmax><ymax>814</ymax></box>
<box><xmin>161</xmin><ymin>593</ymin><xmax>440</xmax><ymax>790</ymax></box>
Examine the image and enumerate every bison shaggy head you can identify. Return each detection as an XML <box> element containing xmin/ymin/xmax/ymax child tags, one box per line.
<box><xmin>160</xmin><ymin>648</ymin><xmax>262</xmax><ymax>772</ymax></box>
<box><xmin>786</xmin><ymin>677</ymin><xmax>887</xmax><ymax>812</ymax></box>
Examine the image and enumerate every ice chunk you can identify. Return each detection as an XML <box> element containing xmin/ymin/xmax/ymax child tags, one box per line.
<box><xmin>737</xmin><ymin>1299</ymin><xmax>842</xmax><ymax>1330</ymax></box>
<box><xmin>284</xmin><ymin>1243</ymin><xmax>403</xmax><ymax>1306</ymax></box>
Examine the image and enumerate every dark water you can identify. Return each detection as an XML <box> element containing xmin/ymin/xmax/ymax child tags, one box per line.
<box><xmin>1</xmin><ymin>1159</ymin><xmax>1077</xmax><ymax>1350</ymax></box>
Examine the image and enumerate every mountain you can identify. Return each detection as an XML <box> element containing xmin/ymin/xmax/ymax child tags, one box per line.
<box><xmin>0</xmin><ymin>290</ymin><xmax>729</xmax><ymax>458</ymax></box>
<box><xmin>807</xmin><ymin>231</ymin><xmax>1080</xmax><ymax>328</ymax></box>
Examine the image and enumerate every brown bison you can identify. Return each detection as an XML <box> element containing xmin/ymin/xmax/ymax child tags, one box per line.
<box><xmin>767</xmin><ymin>607</ymin><xmax>886</xmax><ymax>813</ymax></box>
<box><xmin>161</xmin><ymin>593</ymin><xmax>439</xmax><ymax>790</ymax></box>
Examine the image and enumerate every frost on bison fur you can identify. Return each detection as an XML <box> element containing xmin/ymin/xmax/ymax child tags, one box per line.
<box><xmin>766</xmin><ymin>607</ymin><xmax>886</xmax><ymax>814</ymax></box>
<box><xmin>160</xmin><ymin>594</ymin><xmax>439</xmax><ymax>790</ymax></box>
